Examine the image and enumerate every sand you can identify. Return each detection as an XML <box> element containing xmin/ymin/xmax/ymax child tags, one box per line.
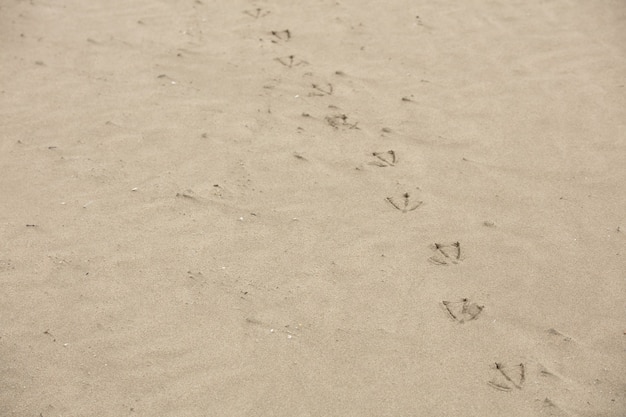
<box><xmin>1</xmin><ymin>0</ymin><xmax>625</xmax><ymax>416</ymax></box>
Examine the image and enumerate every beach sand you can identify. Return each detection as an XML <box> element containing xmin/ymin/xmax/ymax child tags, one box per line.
<box><xmin>1</xmin><ymin>0</ymin><xmax>625</xmax><ymax>415</ymax></box>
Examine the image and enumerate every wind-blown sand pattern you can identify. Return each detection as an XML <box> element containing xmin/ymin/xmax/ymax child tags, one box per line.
<box><xmin>1</xmin><ymin>0</ymin><xmax>625</xmax><ymax>416</ymax></box>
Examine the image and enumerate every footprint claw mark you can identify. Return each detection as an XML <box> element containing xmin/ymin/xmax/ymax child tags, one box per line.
<box><xmin>244</xmin><ymin>8</ymin><xmax>270</xmax><ymax>18</ymax></box>
<box><xmin>538</xmin><ymin>364</ymin><xmax>562</xmax><ymax>381</ymax></box>
<box><xmin>442</xmin><ymin>298</ymin><xmax>484</xmax><ymax>323</ymax></box>
<box><xmin>428</xmin><ymin>257</ymin><xmax>447</xmax><ymax>266</ymax></box>
<box><xmin>386</xmin><ymin>192</ymin><xmax>422</xmax><ymax>213</ymax></box>
<box><xmin>385</xmin><ymin>197</ymin><xmax>402</xmax><ymax>211</ymax></box>
<box><xmin>369</xmin><ymin>150</ymin><xmax>396</xmax><ymax>167</ymax></box>
<box><xmin>429</xmin><ymin>241</ymin><xmax>461</xmax><ymax>265</ymax></box>
<box><xmin>275</xmin><ymin>55</ymin><xmax>308</xmax><ymax>68</ymax></box>
<box><xmin>540</xmin><ymin>397</ymin><xmax>569</xmax><ymax>416</ymax></box>
<box><xmin>310</xmin><ymin>82</ymin><xmax>333</xmax><ymax>96</ymax></box>
<box><xmin>506</xmin><ymin>362</ymin><xmax>525</xmax><ymax>388</ymax></box>
<box><xmin>489</xmin><ymin>362</ymin><xmax>525</xmax><ymax>391</ymax></box>
<box><xmin>270</xmin><ymin>29</ymin><xmax>291</xmax><ymax>42</ymax></box>
<box><xmin>187</xmin><ymin>270</ymin><xmax>204</xmax><ymax>280</ymax></box>
<box><xmin>487</xmin><ymin>381</ymin><xmax>512</xmax><ymax>392</ymax></box>
<box><xmin>324</xmin><ymin>113</ymin><xmax>359</xmax><ymax>130</ymax></box>
<box><xmin>546</xmin><ymin>328</ymin><xmax>573</xmax><ymax>342</ymax></box>
<box><xmin>176</xmin><ymin>189</ymin><xmax>197</xmax><ymax>200</ymax></box>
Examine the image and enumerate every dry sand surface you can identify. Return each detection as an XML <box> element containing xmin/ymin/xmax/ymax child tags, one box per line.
<box><xmin>1</xmin><ymin>0</ymin><xmax>626</xmax><ymax>416</ymax></box>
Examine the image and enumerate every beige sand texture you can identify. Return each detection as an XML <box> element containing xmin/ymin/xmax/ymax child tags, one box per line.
<box><xmin>1</xmin><ymin>0</ymin><xmax>625</xmax><ymax>416</ymax></box>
